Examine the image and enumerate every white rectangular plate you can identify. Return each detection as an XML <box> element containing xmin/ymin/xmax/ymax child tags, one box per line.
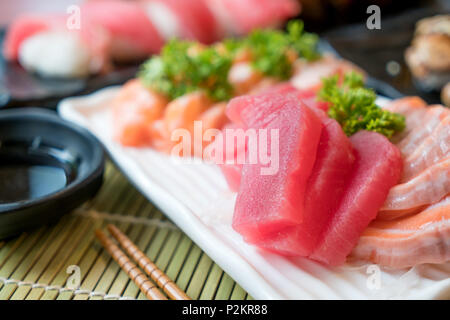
<box><xmin>59</xmin><ymin>87</ymin><xmax>450</xmax><ymax>299</ymax></box>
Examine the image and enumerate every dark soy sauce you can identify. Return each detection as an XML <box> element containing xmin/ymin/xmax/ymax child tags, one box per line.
<box><xmin>0</xmin><ymin>165</ymin><xmax>67</xmax><ymax>203</ymax></box>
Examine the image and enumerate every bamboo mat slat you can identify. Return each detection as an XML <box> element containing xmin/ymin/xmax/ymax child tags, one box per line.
<box><xmin>0</xmin><ymin>161</ymin><xmax>252</xmax><ymax>300</ymax></box>
<box><xmin>214</xmin><ymin>273</ymin><xmax>236</xmax><ymax>300</ymax></box>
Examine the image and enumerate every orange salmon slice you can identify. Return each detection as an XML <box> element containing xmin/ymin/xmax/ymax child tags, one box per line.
<box><xmin>352</xmin><ymin>196</ymin><xmax>450</xmax><ymax>268</ymax></box>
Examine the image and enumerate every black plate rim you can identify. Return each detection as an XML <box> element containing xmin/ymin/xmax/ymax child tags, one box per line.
<box><xmin>0</xmin><ymin>107</ymin><xmax>105</xmax><ymax>214</ymax></box>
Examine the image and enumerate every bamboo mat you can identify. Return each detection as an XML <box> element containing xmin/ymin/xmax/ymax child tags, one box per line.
<box><xmin>0</xmin><ymin>162</ymin><xmax>252</xmax><ymax>300</ymax></box>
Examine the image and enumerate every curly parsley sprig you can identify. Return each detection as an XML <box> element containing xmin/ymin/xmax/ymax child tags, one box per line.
<box><xmin>138</xmin><ymin>20</ymin><xmax>321</xmax><ymax>101</ymax></box>
<box><xmin>319</xmin><ymin>72</ymin><xmax>405</xmax><ymax>138</ymax></box>
<box><xmin>139</xmin><ymin>40</ymin><xmax>233</xmax><ymax>101</ymax></box>
<box><xmin>230</xmin><ymin>20</ymin><xmax>320</xmax><ymax>79</ymax></box>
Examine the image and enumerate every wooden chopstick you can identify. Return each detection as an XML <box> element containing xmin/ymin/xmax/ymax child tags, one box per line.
<box><xmin>107</xmin><ymin>224</ymin><xmax>191</xmax><ymax>300</ymax></box>
<box><xmin>95</xmin><ymin>229</ymin><xmax>167</xmax><ymax>300</ymax></box>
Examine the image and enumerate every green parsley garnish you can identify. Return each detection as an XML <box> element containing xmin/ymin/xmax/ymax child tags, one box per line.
<box><xmin>232</xmin><ymin>20</ymin><xmax>320</xmax><ymax>79</ymax></box>
<box><xmin>138</xmin><ymin>20</ymin><xmax>320</xmax><ymax>101</ymax></box>
<box><xmin>139</xmin><ymin>40</ymin><xmax>233</xmax><ymax>101</ymax></box>
<box><xmin>319</xmin><ymin>72</ymin><xmax>405</xmax><ymax>138</ymax></box>
<box><xmin>285</xmin><ymin>20</ymin><xmax>321</xmax><ymax>62</ymax></box>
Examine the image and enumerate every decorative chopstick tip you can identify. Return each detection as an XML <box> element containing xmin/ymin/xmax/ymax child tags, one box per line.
<box><xmin>105</xmin><ymin>224</ymin><xmax>191</xmax><ymax>300</ymax></box>
<box><xmin>94</xmin><ymin>229</ymin><xmax>167</xmax><ymax>300</ymax></box>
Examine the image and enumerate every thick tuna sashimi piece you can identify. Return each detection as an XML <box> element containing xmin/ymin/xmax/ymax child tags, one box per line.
<box><xmin>310</xmin><ymin>130</ymin><xmax>403</xmax><ymax>266</ymax></box>
<box><xmin>296</xmin><ymin>90</ymin><xmax>330</xmax><ymax>113</ymax></box>
<box><xmin>218</xmin><ymin>123</ymin><xmax>246</xmax><ymax>192</ymax></box>
<box><xmin>226</xmin><ymin>93</ymin><xmax>286</xmax><ymax>127</ymax></box>
<box><xmin>261</xmin><ymin>83</ymin><xmax>330</xmax><ymax>112</ymax></box>
<box><xmin>232</xmin><ymin>96</ymin><xmax>322</xmax><ymax>240</ymax></box>
<box><xmin>249</xmin><ymin>116</ymin><xmax>355</xmax><ymax>256</ymax></box>
<box><xmin>220</xmin><ymin>163</ymin><xmax>242</xmax><ymax>192</ymax></box>
<box><xmin>224</xmin><ymin>88</ymin><xmax>328</xmax><ymax>192</ymax></box>
<box><xmin>204</xmin><ymin>122</ymin><xmax>246</xmax><ymax>192</ymax></box>
<box><xmin>227</xmin><ymin>85</ymin><xmax>328</xmax><ymax>125</ymax></box>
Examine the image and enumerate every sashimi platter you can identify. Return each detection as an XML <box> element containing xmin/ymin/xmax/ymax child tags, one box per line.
<box><xmin>46</xmin><ymin>6</ymin><xmax>450</xmax><ymax>299</ymax></box>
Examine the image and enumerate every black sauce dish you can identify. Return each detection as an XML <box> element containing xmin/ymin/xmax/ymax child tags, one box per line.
<box><xmin>0</xmin><ymin>108</ymin><xmax>105</xmax><ymax>239</ymax></box>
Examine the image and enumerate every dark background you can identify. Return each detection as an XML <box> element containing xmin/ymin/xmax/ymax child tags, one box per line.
<box><xmin>319</xmin><ymin>0</ymin><xmax>450</xmax><ymax>104</ymax></box>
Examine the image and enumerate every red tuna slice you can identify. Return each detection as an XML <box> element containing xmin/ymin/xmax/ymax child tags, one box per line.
<box><xmin>232</xmin><ymin>96</ymin><xmax>323</xmax><ymax>240</ymax></box>
<box><xmin>220</xmin><ymin>123</ymin><xmax>247</xmax><ymax>193</ymax></box>
<box><xmin>3</xmin><ymin>14</ymin><xmax>63</xmax><ymax>60</ymax></box>
<box><xmin>205</xmin><ymin>123</ymin><xmax>246</xmax><ymax>192</ymax></box>
<box><xmin>296</xmin><ymin>90</ymin><xmax>330</xmax><ymax>113</ymax></box>
<box><xmin>261</xmin><ymin>83</ymin><xmax>330</xmax><ymax>112</ymax></box>
<box><xmin>310</xmin><ymin>130</ymin><xmax>403</xmax><ymax>266</ymax></box>
<box><xmin>259</xmin><ymin>82</ymin><xmax>298</xmax><ymax>95</ymax></box>
<box><xmin>226</xmin><ymin>92</ymin><xmax>295</xmax><ymax>127</ymax></box>
<box><xmin>220</xmin><ymin>162</ymin><xmax>243</xmax><ymax>192</ymax></box>
<box><xmin>82</xmin><ymin>0</ymin><xmax>164</xmax><ymax>56</ymax></box>
<box><xmin>224</xmin><ymin>89</ymin><xmax>328</xmax><ymax>192</ymax></box>
<box><xmin>249</xmin><ymin>116</ymin><xmax>355</xmax><ymax>256</ymax></box>
<box><xmin>227</xmin><ymin>85</ymin><xmax>328</xmax><ymax>125</ymax></box>
<box><xmin>146</xmin><ymin>0</ymin><xmax>220</xmax><ymax>44</ymax></box>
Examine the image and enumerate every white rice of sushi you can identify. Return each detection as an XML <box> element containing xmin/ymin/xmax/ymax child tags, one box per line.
<box><xmin>18</xmin><ymin>30</ymin><xmax>92</xmax><ymax>78</ymax></box>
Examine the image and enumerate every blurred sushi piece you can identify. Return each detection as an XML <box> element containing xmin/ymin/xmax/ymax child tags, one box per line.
<box><xmin>81</xmin><ymin>0</ymin><xmax>165</xmax><ymax>62</ymax></box>
<box><xmin>141</xmin><ymin>0</ymin><xmax>222</xmax><ymax>44</ymax></box>
<box><xmin>205</xmin><ymin>0</ymin><xmax>300</xmax><ymax>35</ymax></box>
<box><xmin>3</xmin><ymin>0</ymin><xmax>300</xmax><ymax>79</ymax></box>
<box><xmin>3</xmin><ymin>13</ymin><xmax>111</xmax><ymax>78</ymax></box>
<box><xmin>405</xmin><ymin>15</ymin><xmax>450</xmax><ymax>92</ymax></box>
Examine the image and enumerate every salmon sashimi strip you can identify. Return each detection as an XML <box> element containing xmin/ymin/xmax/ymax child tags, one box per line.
<box><xmin>384</xmin><ymin>97</ymin><xmax>427</xmax><ymax>143</ymax></box>
<box><xmin>113</xmin><ymin>79</ymin><xmax>168</xmax><ymax>147</ymax></box>
<box><xmin>397</xmin><ymin>106</ymin><xmax>450</xmax><ymax>159</ymax></box>
<box><xmin>161</xmin><ymin>91</ymin><xmax>232</xmax><ymax>156</ymax></box>
<box><xmin>383</xmin><ymin>96</ymin><xmax>427</xmax><ymax>115</ymax></box>
<box><xmin>378</xmin><ymin>98</ymin><xmax>449</xmax><ymax>219</ymax></box>
<box><xmin>195</xmin><ymin>102</ymin><xmax>229</xmax><ymax>157</ymax></box>
<box><xmin>351</xmin><ymin>196</ymin><xmax>450</xmax><ymax>269</ymax></box>
<box><xmin>402</xmin><ymin>116</ymin><xmax>450</xmax><ymax>181</ymax></box>
<box><xmin>380</xmin><ymin>157</ymin><xmax>450</xmax><ymax>218</ymax></box>
<box><xmin>163</xmin><ymin>91</ymin><xmax>212</xmax><ymax>133</ymax></box>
